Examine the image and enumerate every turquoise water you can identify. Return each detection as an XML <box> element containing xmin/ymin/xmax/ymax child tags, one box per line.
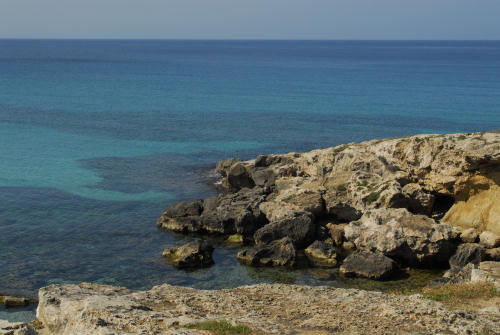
<box><xmin>1</xmin><ymin>41</ymin><xmax>499</xmax><ymax>317</ymax></box>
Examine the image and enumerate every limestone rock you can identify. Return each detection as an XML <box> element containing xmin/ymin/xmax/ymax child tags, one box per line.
<box><xmin>449</xmin><ymin>243</ymin><xmax>484</xmax><ymax>268</ymax></box>
<box><xmin>253</xmin><ymin>212</ymin><xmax>315</xmax><ymax>248</ymax></box>
<box><xmin>162</xmin><ymin>240</ymin><xmax>214</xmax><ymax>269</ymax></box>
<box><xmin>344</xmin><ymin>208</ymin><xmax>454</xmax><ymax>266</ymax></box>
<box><xmin>159</xmin><ymin>132</ymin><xmax>500</xmax><ymax>269</ymax></box>
<box><xmin>479</xmin><ymin>231</ymin><xmax>500</xmax><ymax>248</ymax></box>
<box><xmin>304</xmin><ymin>240</ymin><xmax>338</xmax><ymax>267</ymax></box>
<box><xmin>460</xmin><ymin>228</ymin><xmax>480</xmax><ymax>243</ymax></box>
<box><xmin>237</xmin><ymin>237</ymin><xmax>296</xmax><ymax>267</ymax></box>
<box><xmin>340</xmin><ymin>252</ymin><xmax>398</xmax><ymax>280</ymax></box>
<box><xmin>35</xmin><ymin>282</ymin><xmax>500</xmax><ymax>335</ymax></box>
<box><xmin>471</xmin><ymin>261</ymin><xmax>500</xmax><ymax>288</ymax></box>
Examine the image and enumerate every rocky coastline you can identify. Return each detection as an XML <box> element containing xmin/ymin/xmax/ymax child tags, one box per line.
<box><xmin>2</xmin><ymin>131</ymin><xmax>500</xmax><ymax>335</ymax></box>
<box><xmin>158</xmin><ymin>131</ymin><xmax>500</xmax><ymax>280</ymax></box>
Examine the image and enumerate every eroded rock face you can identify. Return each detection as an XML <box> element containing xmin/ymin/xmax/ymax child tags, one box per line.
<box><xmin>344</xmin><ymin>208</ymin><xmax>455</xmax><ymax>266</ymax></box>
<box><xmin>340</xmin><ymin>252</ymin><xmax>398</xmax><ymax>280</ymax></box>
<box><xmin>35</xmin><ymin>283</ymin><xmax>500</xmax><ymax>335</ymax></box>
<box><xmin>162</xmin><ymin>240</ymin><xmax>214</xmax><ymax>269</ymax></box>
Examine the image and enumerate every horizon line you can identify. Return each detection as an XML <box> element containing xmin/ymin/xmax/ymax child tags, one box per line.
<box><xmin>0</xmin><ymin>37</ymin><xmax>499</xmax><ymax>42</ymax></box>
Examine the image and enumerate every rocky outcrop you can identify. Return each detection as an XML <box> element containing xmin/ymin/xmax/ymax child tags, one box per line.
<box><xmin>158</xmin><ymin>132</ymin><xmax>500</xmax><ymax>272</ymax></box>
<box><xmin>33</xmin><ymin>282</ymin><xmax>500</xmax><ymax>335</ymax></box>
<box><xmin>340</xmin><ymin>252</ymin><xmax>398</xmax><ymax>280</ymax></box>
<box><xmin>162</xmin><ymin>240</ymin><xmax>214</xmax><ymax>269</ymax></box>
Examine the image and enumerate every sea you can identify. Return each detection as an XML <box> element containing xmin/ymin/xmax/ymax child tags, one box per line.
<box><xmin>1</xmin><ymin>40</ymin><xmax>499</xmax><ymax>322</ymax></box>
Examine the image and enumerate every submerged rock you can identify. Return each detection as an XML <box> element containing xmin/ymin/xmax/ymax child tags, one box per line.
<box><xmin>162</xmin><ymin>240</ymin><xmax>214</xmax><ymax>269</ymax></box>
<box><xmin>304</xmin><ymin>240</ymin><xmax>338</xmax><ymax>267</ymax></box>
<box><xmin>340</xmin><ymin>251</ymin><xmax>398</xmax><ymax>280</ymax></box>
<box><xmin>0</xmin><ymin>295</ymin><xmax>30</xmax><ymax>308</ymax></box>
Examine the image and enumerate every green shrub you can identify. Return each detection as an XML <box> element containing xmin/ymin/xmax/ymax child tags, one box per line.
<box><xmin>184</xmin><ymin>320</ymin><xmax>260</xmax><ymax>335</ymax></box>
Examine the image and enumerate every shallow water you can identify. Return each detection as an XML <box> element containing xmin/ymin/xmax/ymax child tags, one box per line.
<box><xmin>1</xmin><ymin>40</ymin><xmax>500</xmax><ymax>321</ymax></box>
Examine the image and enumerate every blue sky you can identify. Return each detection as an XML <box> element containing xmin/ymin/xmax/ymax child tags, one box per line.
<box><xmin>1</xmin><ymin>0</ymin><xmax>499</xmax><ymax>39</ymax></box>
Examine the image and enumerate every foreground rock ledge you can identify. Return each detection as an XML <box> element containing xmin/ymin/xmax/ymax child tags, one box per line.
<box><xmin>31</xmin><ymin>283</ymin><xmax>499</xmax><ymax>335</ymax></box>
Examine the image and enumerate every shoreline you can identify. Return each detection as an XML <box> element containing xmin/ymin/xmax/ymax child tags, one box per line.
<box><xmin>2</xmin><ymin>131</ymin><xmax>500</xmax><ymax>334</ymax></box>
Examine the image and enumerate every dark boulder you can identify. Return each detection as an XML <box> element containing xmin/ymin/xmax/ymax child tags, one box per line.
<box><xmin>340</xmin><ymin>252</ymin><xmax>398</xmax><ymax>280</ymax></box>
<box><xmin>449</xmin><ymin>243</ymin><xmax>484</xmax><ymax>268</ymax></box>
<box><xmin>162</xmin><ymin>240</ymin><xmax>214</xmax><ymax>269</ymax></box>
<box><xmin>158</xmin><ymin>188</ymin><xmax>268</xmax><ymax>236</ymax></box>
<box><xmin>236</xmin><ymin>237</ymin><xmax>296</xmax><ymax>267</ymax></box>
<box><xmin>254</xmin><ymin>212</ymin><xmax>315</xmax><ymax>248</ymax></box>
<box><xmin>163</xmin><ymin>199</ymin><xmax>203</xmax><ymax>218</ymax></box>
<box><xmin>304</xmin><ymin>240</ymin><xmax>338</xmax><ymax>267</ymax></box>
<box><xmin>226</xmin><ymin>163</ymin><xmax>255</xmax><ymax>191</ymax></box>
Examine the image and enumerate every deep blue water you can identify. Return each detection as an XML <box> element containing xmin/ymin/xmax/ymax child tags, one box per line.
<box><xmin>1</xmin><ymin>40</ymin><xmax>499</xmax><ymax>320</ymax></box>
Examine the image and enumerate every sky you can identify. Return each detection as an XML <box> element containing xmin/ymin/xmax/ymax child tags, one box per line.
<box><xmin>1</xmin><ymin>0</ymin><xmax>499</xmax><ymax>40</ymax></box>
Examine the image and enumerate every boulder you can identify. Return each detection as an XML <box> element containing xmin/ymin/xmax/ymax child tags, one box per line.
<box><xmin>251</xmin><ymin>168</ymin><xmax>276</xmax><ymax>188</ymax></box>
<box><xmin>226</xmin><ymin>163</ymin><xmax>255</xmax><ymax>191</ymax></box>
<box><xmin>237</xmin><ymin>237</ymin><xmax>296</xmax><ymax>267</ymax></box>
<box><xmin>449</xmin><ymin>243</ymin><xmax>484</xmax><ymax>268</ymax></box>
<box><xmin>0</xmin><ymin>295</ymin><xmax>30</xmax><ymax>308</ymax></box>
<box><xmin>162</xmin><ymin>240</ymin><xmax>214</xmax><ymax>269</ymax></box>
<box><xmin>254</xmin><ymin>212</ymin><xmax>315</xmax><ymax>248</ymax></box>
<box><xmin>158</xmin><ymin>188</ymin><xmax>268</xmax><ymax>236</ymax></box>
<box><xmin>479</xmin><ymin>231</ymin><xmax>500</xmax><ymax>248</ymax></box>
<box><xmin>344</xmin><ymin>208</ymin><xmax>454</xmax><ymax>266</ymax></box>
<box><xmin>460</xmin><ymin>228</ymin><xmax>479</xmax><ymax>243</ymax></box>
<box><xmin>340</xmin><ymin>252</ymin><xmax>398</xmax><ymax>280</ymax></box>
<box><xmin>304</xmin><ymin>240</ymin><xmax>338</xmax><ymax>267</ymax></box>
